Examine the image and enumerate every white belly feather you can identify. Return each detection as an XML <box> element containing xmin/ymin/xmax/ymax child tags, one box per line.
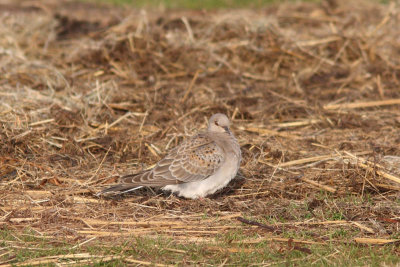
<box><xmin>162</xmin><ymin>153</ymin><xmax>240</xmax><ymax>199</ymax></box>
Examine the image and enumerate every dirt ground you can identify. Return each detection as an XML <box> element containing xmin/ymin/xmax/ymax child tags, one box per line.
<box><xmin>0</xmin><ymin>0</ymin><xmax>400</xmax><ymax>265</ymax></box>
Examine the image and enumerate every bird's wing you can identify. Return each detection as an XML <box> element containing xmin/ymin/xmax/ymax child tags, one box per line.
<box><xmin>118</xmin><ymin>133</ymin><xmax>225</xmax><ymax>187</ymax></box>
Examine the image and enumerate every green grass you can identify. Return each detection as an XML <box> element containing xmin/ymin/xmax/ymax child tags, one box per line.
<box><xmin>2</xmin><ymin>227</ymin><xmax>400</xmax><ymax>266</ymax></box>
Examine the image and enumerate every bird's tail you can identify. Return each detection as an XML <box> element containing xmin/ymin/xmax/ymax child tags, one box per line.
<box><xmin>96</xmin><ymin>184</ymin><xmax>144</xmax><ymax>196</ymax></box>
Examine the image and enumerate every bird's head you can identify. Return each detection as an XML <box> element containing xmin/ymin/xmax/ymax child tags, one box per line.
<box><xmin>207</xmin><ymin>113</ymin><xmax>231</xmax><ymax>133</ymax></box>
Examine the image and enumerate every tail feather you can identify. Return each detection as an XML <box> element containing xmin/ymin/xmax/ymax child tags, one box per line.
<box><xmin>96</xmin><ymin>184</ymin><xmax>144</xmax><ymax>196</ymax></box>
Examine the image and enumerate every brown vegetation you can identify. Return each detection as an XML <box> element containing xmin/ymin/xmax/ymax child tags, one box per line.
<box><xmin>1</xmin><ymin>0</ymin><xmax>400</xmax><ymax>264</ymax></box>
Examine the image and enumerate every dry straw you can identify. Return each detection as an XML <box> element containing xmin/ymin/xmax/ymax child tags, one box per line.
<box><xmin>1</xmin><ymin>0</ymin><xmax>400</xmax><ymax>264</ymax></box>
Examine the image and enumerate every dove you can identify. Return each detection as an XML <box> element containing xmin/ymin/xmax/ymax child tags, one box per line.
<box><xmin>98</xmin><ymin>113</ymin><xmax>241</xmax><ymax>199</ymax></box>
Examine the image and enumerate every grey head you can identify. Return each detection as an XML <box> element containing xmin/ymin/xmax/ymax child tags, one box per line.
<box><xmin>207</xmin><ymin>113</ymin><xmax>231</xmax><ymax>133</ymax></box>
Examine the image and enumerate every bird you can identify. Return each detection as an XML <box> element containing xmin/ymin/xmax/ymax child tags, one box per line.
<box><xmin>97</xmin><ymin>113</ymin><xmax>241</xmax><ymax>199</ymax></box>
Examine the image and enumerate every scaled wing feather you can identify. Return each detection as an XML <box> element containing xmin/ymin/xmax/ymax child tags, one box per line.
<box><xmin>116</xmin><ymin>133</ymin><xmax>225</xmax><ymax>187</ymax></box>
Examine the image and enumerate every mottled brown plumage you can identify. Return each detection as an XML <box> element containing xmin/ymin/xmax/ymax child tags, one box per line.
<box><xmin>99</xmin><ymin>113</ymin><xmax>241</xmax><ymax>199</ymax></box>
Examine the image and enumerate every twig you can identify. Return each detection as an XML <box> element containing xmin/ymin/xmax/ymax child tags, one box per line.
<box><xmin>351</xmin><ymin>222</ymin><xmax>375</xmax><ymax>234</ymax></box>
<box><xmin>181</xmin><ymin>16</ymin><xmax>195</xmax><ymax>43</ymax></box>
<box><xmin>324</xmin><ymin>99</ymin><xmax>400</xmax><ymax>110</ymax></box>
<box><xmin>354</xmin><ymin>238</ymin><xmax>400</xmax><ymax>245</ymax></box>
<box><xmin>274</xmin><ymin>119</ymin><xmax>321</xmax><ymax>128</ymax></box>
<box><xmin>301</xmin><ymin>177</ymin><xmax>337</xmax><ymax>193</ymax></box>
<box><xmin>237</xmin><ymin>217</ymin><xmax>282</xmax><ymax>233</ymax></box>
<box><xmin>71</xmin><ymin>237</ymin><xmax>97</xmax><ymax>249</ymax></box>
<box><xmin>236</xmin><ymin>237</ymin><xmax>325</xmax><ymax>245</ymax></box>
<box><xmin>181</xmin><ymin>70</ymin><xmax>200</xmax><ymax>103</ymax></box>
<box><xmin>125</xmin><ymin>257</ymin><xmax>172</xmax><ymax>267</ymax></box>
<box><xmin>344</xmin><ymin>151</ymin><xmax>400</xmax><ymax>185</ymax></box>
<box><xmin>240</xmin><ymin>127</ymin><xmax>300</xmax><ymax>139</ymax></box>
<box><xmin>86</xmin><ymin>146</ymin><xmax>111</xmax><ymax>184</ymax></box>
<box><xmin>29</xmin><ymin>118</ymin><xmax>55</xmax><ymax>127</ymax></box>
<box><xmin>278</xmin><ymin>155</ymin><xmax>336</xmax><ymax>167</ymax></box>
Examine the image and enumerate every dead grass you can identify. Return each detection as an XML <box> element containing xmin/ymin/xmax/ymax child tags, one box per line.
<box><xmin>1</xmin><ymin>0</ymin><xmax>400</xmax><ymax>265</ymax></box>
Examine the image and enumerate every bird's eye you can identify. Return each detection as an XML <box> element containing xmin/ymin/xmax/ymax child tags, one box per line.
<box><xmin>215</xmin><ymin>121</ymin><xmax>219</xmax><ymax>126</ymax></box>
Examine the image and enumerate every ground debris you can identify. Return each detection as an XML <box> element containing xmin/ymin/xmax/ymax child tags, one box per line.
<box><xmin>0</xmin><ymin>0</ymin><xmax>399</xmax><ymax>259</ymax></box>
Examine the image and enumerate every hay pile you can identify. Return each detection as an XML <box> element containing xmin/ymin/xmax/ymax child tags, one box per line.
<box><xmin>1</xmin><ymin>0</ymin><xmax>400</xmax><ymax>253</ymax></box>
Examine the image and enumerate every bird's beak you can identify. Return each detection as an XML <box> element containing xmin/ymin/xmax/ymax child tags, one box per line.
<box><xmin>223</xmin><ymin>126</ymin><xmax>229</xmax><ymax>133</ymax></box>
